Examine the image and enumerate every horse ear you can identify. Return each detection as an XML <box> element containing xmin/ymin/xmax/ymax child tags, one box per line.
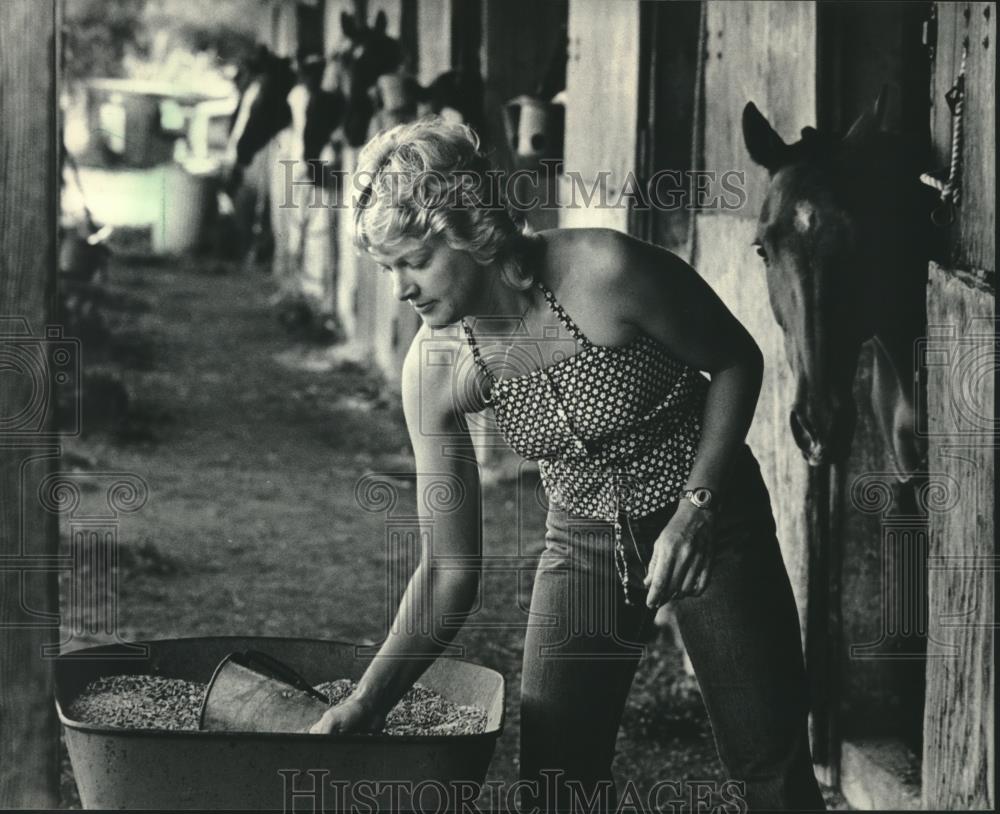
<box><xmin>843</xmin><ymin>85</ymin><xmax>889</xmax><ymax>147</ymax></box>
<box><xmin>373</xmin><ymin>10</ymin><xmax>388</xmax><ymax>35</ymax></box>
<box><xmin>742</xmin><ymin>102</ymin><xmax>788</xmax><ymax>173</ymax></box>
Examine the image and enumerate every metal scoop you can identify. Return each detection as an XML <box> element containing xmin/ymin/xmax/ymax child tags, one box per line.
<box><xmin>198</xmin><ymin>650</ymin><xmax>330</xmax><ymax>733</ymax></box>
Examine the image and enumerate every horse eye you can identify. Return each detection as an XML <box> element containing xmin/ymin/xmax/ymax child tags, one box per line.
<box><xmin>753</xmin><ymin>242</ymin><xmax>768</xmax><ymax>261</ymax></box>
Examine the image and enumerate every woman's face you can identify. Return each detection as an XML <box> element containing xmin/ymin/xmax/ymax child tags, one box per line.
<box><xmin>368</xmin><ymin>235</ymin><xmax>488</xmax><ymax>328</ymax></box>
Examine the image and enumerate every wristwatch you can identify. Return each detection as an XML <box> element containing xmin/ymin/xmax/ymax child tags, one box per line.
<box><xmin>681</xmin><ymin>487</ymin><xmax>716</xmax><ymax>510</ymax></box>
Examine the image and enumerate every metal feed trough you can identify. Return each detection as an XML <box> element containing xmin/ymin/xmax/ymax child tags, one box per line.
<box><xmin>55</xmin><ymin>636</ymin><xmax>506</xmax><ymax>811</ymax></box>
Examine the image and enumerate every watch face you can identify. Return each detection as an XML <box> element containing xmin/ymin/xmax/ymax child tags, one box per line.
<box><xmin>691</xmin><ymin>488</ymin><xmax>713</xmax><ymax>507</ymax></box>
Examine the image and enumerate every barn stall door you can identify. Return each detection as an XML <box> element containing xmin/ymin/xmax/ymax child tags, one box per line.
<box><xmin>816</xmin><ymin>4</ymin><xmax>935</xmax><ymax>808</ymax></box>
<box><xmin>922</xmin><ymin>2</ymin><xmax>995</xmax><ymax>810</ymax></box>
<box><xmin>692</xmin><ymin>0</ymin><xmax>829</xmax><ymax>779</ymax></box>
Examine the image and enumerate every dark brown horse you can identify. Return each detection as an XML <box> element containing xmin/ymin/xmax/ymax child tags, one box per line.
<box><xmin>741</xmin><ymin>95</ymin><xmax>934</xmax><ymax>481</ymax></box>
<box><xmin>338</xmin><ymin>10</ymin><xmax>404</xmax><ymax>146</ymax></box>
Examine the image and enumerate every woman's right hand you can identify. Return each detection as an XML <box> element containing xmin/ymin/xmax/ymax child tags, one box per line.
<box><xmin>307</xmin><ymin>695</ymin><xmax>387</xmax><ymax>735</ymax></box>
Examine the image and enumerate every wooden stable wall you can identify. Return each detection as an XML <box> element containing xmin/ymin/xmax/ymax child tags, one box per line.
<box><xmin>0</xmin><ymin>0</ymin><xmax>60</xmax><ymax>807</ymax></box>
<box><xmin>416</xmin><ymin>0</ymin><xmax>452</xmax><ymax>86</ymax></box>
<box><xmin>923</xmin><ymin>265</ymin><xmax>994</xmax><ymax>810</ymax></box>
<box><xmin>691</xmin><ymin>4</ymin><xmax>955</xmax><ymax>793</ymax></box>
<box><xmin>559</xmin><ymin>0</ymin><xmax>845</xmax><ymax>778</ymax></box>
<box><xmin>930</xmin><ymin>1</ymin><xmax>994</xmax><ymax>275</ymax></box>
<box><xmin>816</xmin><ymin>4</ymin><xmax>936</xmax><ymax>789</ymax></box>
<box><xmin>922</xmin><ymin>2</ymin><xmax>995</xmax><ymax>809</ymax></box>
<box><xmin>560</xmin><ymin>0</ymin><xmax>640</xmax><ymax>232</ymax></box>
<box><xmin>692</xmin><ymin>0</ymin><xmax>822</xmax><ymax>756</ymax></box>
<box><xmin>267</xmin><ymin>0</ymin><xmax>299</xmax><ymax>57</ymax></box>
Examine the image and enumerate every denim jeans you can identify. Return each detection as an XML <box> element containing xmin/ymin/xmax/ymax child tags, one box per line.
<box><xmin>518</xmin><ymin>444</ymin><xmax>826</xmax><ymax>812</ymax></box>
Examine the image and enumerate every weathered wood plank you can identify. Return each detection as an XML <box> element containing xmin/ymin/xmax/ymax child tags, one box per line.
<box><xmin>703</xmin><ymin>0</ymin><xmax>816</xmax><ymax>217</ymax></box>
<box><xmin>0</xmin><ymin>0</ymin><xmax>59</xmax><ymax>806</ymax></box>
<box><xmin>695</xmin><ymin>0</ymin><xmax>826</xmax><ymax>779</ymax></box>
<box><xmin>560</xmin><ymin>0</ymin><xmax>640</xmax><ymax>230</ymax></box>
<box><xmin>922</xmin><ymin>263</ymin><xmax>995</xmax><ymax>810</ymax></box>
<box><xmin>691</xmin><ymin>216</ymin><xmax>812</xmax><ymax>626</ymax></box>
<box><xmin>269</xmin><ymin>0</ymin><xmax>299</xmax><ymax>56</ymax></box>
<box><xmin>931</xmin><ymin>2</ymin><xmax>995</xmax><ymax>273</ymax></box>
<box><xmin>416</xmin><ymin>0</ymin><xmax>452</xmax><ymax>85</ymax></box>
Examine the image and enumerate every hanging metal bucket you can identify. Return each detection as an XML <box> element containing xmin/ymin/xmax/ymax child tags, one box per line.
<box><xmin>55</xmin><ymin>636</ymin><xmax>506</xmax><ymax>811</ymax></box>
<box><xmin>199</xmin><ymin>649</ymin><xmax>331</xmax><ymax>733</ymax></box>
<box><xmin>502</xmin><ymin>95</ymin><xmax>564</xmax><ymax>162</ymax></box>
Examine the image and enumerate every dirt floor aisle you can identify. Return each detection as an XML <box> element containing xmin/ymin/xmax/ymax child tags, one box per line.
<box><xmin>58</xmin><ymin>254</ymin><xmax>846</xmax><ymax>811</ymax></box>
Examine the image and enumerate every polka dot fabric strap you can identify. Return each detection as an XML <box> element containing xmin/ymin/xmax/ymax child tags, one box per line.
<box><xmin>460</xmin><ymin>318</ymin><xmax>498</xmax><ymax>386</ymax></box>
<box><xmin>536</xmin><ymin>281</ymin><xmax>594</xmax><ymax>348</ymax></box>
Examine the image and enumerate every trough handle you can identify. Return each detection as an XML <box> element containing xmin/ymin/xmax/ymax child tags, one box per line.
<box><xmin>239</xmin><ymin>650</ymin><xmax>330</xmax><ymax>704</ymax></box>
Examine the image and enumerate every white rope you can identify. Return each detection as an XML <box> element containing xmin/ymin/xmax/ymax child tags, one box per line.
<box><xmin>920</xmin><ymin>38</ymin><xmax>968</xmax><ymax>224</ymax></box>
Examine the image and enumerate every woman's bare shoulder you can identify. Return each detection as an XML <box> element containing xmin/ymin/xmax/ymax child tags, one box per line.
<box><xmin>402</xmin><ymin>323</ymin><xmax>487</xmax><ymax>430</ymax></box>
<box><xmin>536</xmin><ymin>227</ymin><xmax>637</xmax><ymax>293</ymax></box>
<box><xmin>534</xmin><ymin>228</ymin><xmax>648</xmax><ymax>343</ymax></box>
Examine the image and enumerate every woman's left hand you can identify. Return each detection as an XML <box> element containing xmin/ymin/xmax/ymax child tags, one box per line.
<box><xmin>643</xmin><ymin>502</ymin><xmax>716</xmax><ymax>607</ymax></box>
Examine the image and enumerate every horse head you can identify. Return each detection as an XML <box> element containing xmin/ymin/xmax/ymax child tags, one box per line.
<box><xmin>234</xmin><ymin>48</ymin><xmax>296</xmax><ymax>169</ymax></box>
<box><xmin>742</xmin><ymin>93</ymin><xmax>931</xmax><ymax>475</ymax></box>
<box><xmin>338</xmin><ymin>10</ymin><xmax>403</xmax><ymax>146</ymax></box>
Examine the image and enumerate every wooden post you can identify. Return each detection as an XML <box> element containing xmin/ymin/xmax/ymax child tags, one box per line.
<box><xmin>560</xmin><ymin>0</ymin><xmax>639</xmax><ymax>231</ymax></box>
<box><xmin>922</xmin><ymin>267</ymin><xmax>995</xmax><ymax>810</ymax></box>
<box><xmin>0</xmin><ymin>0</ymin><xmax>60</xmax><ymax>807</ymax></box>
<box><xmin>921</xmin><ymin>4</ymin><xmax>995</xmax><ymax>808</ymax></box>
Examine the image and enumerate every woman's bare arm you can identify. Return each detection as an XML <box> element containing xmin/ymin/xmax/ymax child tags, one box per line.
<box><xmin>312</xmin><ymin>327</ymin><xmax>483</xmax><ymax>731</ymax></box>
<box><xmin>598</xmin><ymin>229</ymin><xmax>764</xmax><ymax>501</ymax></box>
<box><xmin>587</xmin><ymin>229</ymin><xmax>764</xmax><ymax>604</ymax></box>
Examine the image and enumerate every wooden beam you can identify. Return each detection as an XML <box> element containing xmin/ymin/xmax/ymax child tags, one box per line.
<box><xmin>931</xmin><ymin>2</ymin><xmax>995</xmax><ymax>273</ymax></box>
<box><xmin>922</xmin><ymin>263</ymin><xmax>995</xmax><ymax>810</ymax></box>
<box><xmin>0</xmin><ymin>0</ymin><xmax>60</xmax><ymax>807</ymax></box>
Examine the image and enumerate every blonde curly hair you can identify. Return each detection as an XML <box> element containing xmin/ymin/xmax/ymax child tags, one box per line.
<box><xmin>353</xmin><ymin>116</ymin><xmax>536</xmax><ymax>290</ymax></box>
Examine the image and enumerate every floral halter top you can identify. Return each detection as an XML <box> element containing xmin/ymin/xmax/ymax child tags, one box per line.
<box><xmin>460</xmin><ymin>280</ymin><xmax>710</xmax><ymax>605</ymax></box>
